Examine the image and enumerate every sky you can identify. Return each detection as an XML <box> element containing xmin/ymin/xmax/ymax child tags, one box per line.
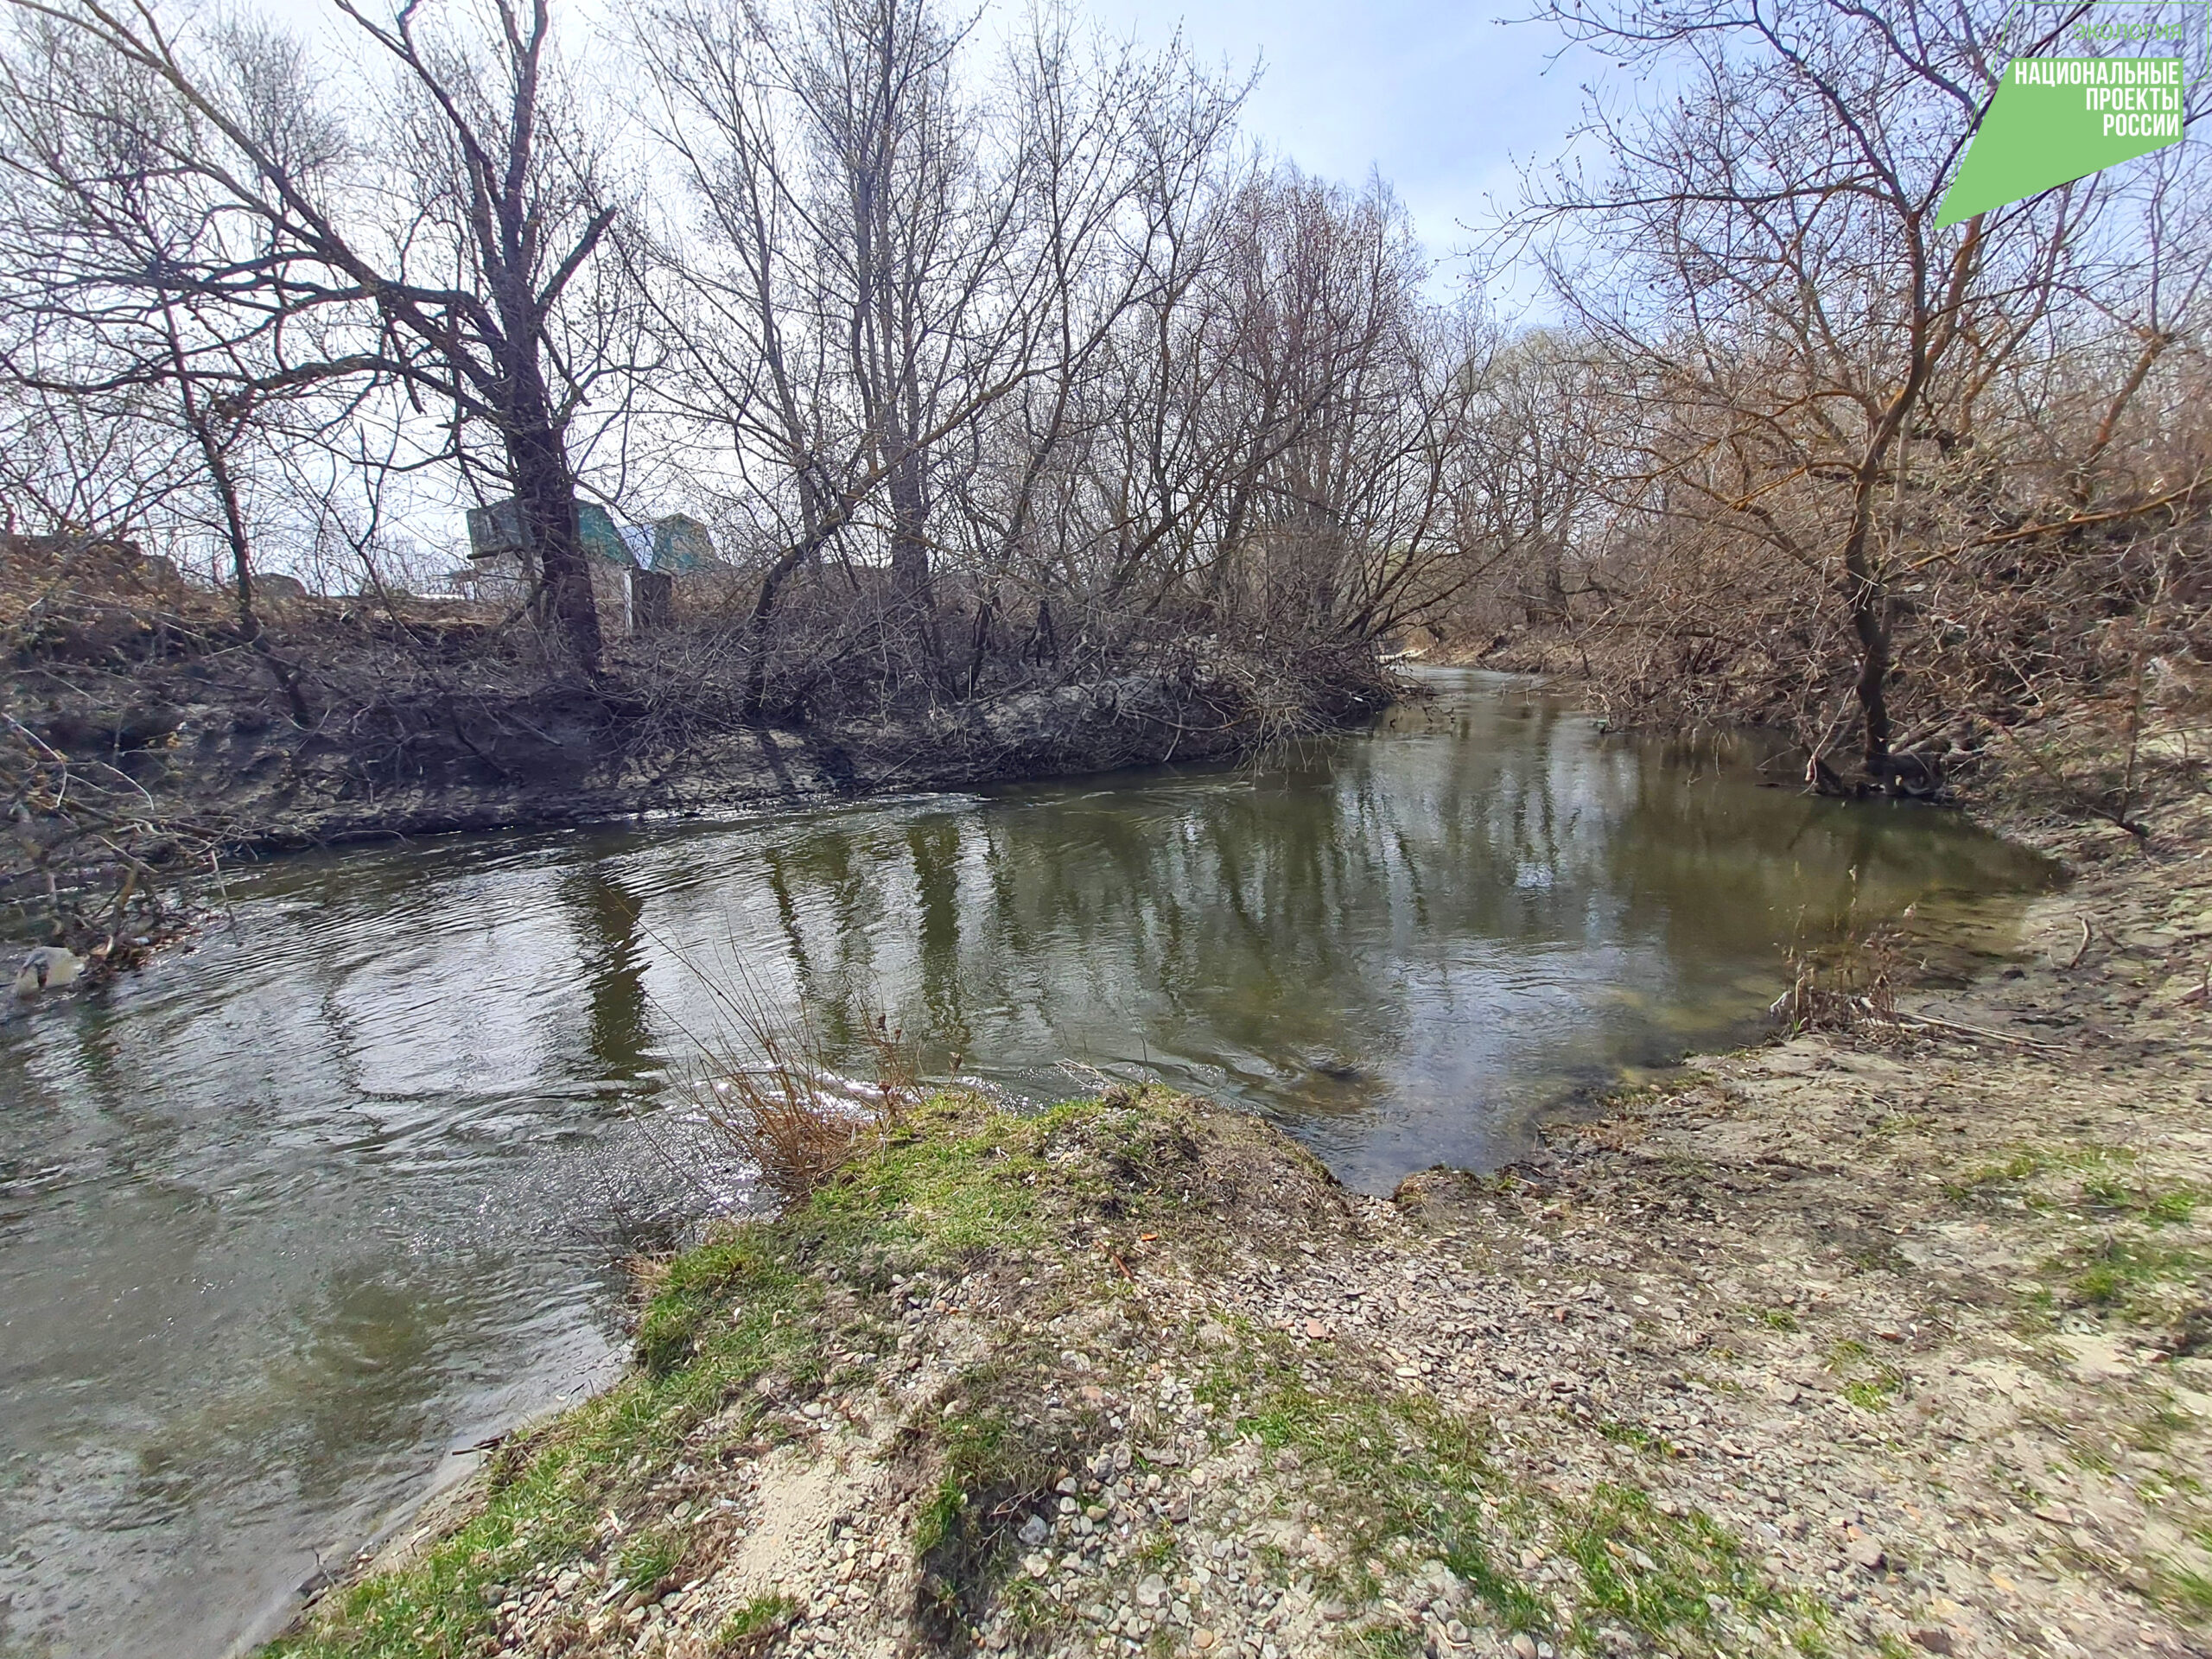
<box><xmin>254</xmin><ymin>0</ymin><xmax>1605</xmax><ymax>302</ymax></box>
<box><xmin>1095</xmin><ymin>0</ymin><xmax>1599</xmax><ymax>296</ymax></box>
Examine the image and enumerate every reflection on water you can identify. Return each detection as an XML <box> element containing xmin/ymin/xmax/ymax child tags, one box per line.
<box><xmin>0</xmin><ymin>671</ymin><xmax>2053</xmax><ymax>1657</ymax></box>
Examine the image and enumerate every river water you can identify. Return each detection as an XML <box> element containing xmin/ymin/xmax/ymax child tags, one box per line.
<box><xmin>0</xmin><ymin>671</ymin><xmax>2054</xmax><ymax>1657</ymax></box>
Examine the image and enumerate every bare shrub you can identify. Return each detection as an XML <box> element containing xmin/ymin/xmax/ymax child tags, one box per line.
<box><xmin>1770</xmin><ymin>923</ymin><xmax>1906</xmax><ymax>1033</ymax></box>
<box><xmin>1444</xmin><ymin>0</ymin><xmax>2212</xmax><ymax>804</ymax></box>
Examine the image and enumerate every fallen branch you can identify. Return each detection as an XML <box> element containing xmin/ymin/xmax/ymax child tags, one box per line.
<box><xmin>1885</xmin><ymin>1009</ymin><xmax>2071</xmax><ymax>1052</ymax></box>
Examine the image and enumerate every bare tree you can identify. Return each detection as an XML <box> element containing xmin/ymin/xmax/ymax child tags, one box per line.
<box><xmin>1511</xmin><ymin>0</ymin><xmax>2180</xmax><ymax>789</ymax></box>
<box><xmin>637</xmin><ymin>0</ymin><xmax>1250</xmax><ymax>708</ymax></box>
<box><xmin>0</xmin><ymin>0</ymin><xmax>640</xmax><ymax>670</ymax></box>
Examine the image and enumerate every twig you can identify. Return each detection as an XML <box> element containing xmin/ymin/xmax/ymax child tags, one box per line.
<box><xmin>2063</xmin><ymin>917</ymin><xmax>2093</xmax><ymax>970</ymax></box>
<box><xmin>1885</xmin><ymin>1010</ymin><xmax>2070</xmax><ymax>1052</ymax></box>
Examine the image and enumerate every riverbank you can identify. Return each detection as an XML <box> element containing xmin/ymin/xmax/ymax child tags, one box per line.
<box><xmin>264</xmin><ymin>779</ymin><xmax>2212</xmax><ymax>1659</ymax></box>
<box><xmin>3</xmin><ymin>557</ymin><xmax>1389</xmax><ymax>957</ymax></box>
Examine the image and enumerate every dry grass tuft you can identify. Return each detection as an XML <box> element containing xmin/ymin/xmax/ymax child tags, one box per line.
<box><xmin>681</xmin><ymin>973</ymin><xmax>925</xmax><ymax>1210</ymax></box>
<box><xmin>1770</xmin><ymin>925</ymin><xmax>1904</xmax><ymax>1033</ymax></box>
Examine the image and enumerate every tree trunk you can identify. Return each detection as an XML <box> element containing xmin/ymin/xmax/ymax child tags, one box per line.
<box><xmin>175</xmin><ymin>367</ymin><xmax>311</xmax><ymax>724</ymax></box>
<box><xmin>744</xmin><ymin>533</ymin><xmax>827</xmax><ymax>719</ymax></box>
<box><xmin>508</xmin><ymin>422</ymin><xmax>602</xmax><ymax>672</ymax></box>
<box><xmin>887</xmin><ymin>452</ymin><xmax>931</xmax><ymax>610</ymax></box>
<box><xmin>1541</xmin><ymin>532</ymin><xmax>1567</xmax><ymax>620</ymax></box>
<box><xmin>1841</xmin><ymin>530</ymin><xmax>1892</xmax><ymax>787</ymax></box>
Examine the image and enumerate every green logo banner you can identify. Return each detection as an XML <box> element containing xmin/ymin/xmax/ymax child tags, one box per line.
<box><xmin>1937</xmin><ymin>56</ymin><xmax>2186</xmax><ymax>226</ymax></box>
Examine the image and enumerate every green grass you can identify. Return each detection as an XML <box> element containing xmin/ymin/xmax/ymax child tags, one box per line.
<box><xmin>1189</xmin><ymin>1330</ymin><xmax>1823</xmax><ymax>1656</ymax></box>
<box><xmin>2050</xmin><ymin>1236</ymin><xmax>2210</xmax><ymax>1319</ymax></box>
<box><xmin>263</xmin><ymin>1090</ymin><xmax>1272</xmax><ymax>1659</ymax></box>
<box><xmin>2148</xmin><ymin>1561</ymin><xmax>2212</xmax><ymax>1622</ymax></box>
<box><xmin>2081</xmin><ymin>1174</ymin><xmax>2201</xmax><ymax>1226</ymax></box>
<box><xmin>713</xmin><ymin>1592</ymin><xmax>799</xmax><ymax>1651</ymax></box>
<box><xmin>1597</xmin><ymin>1418</ymin><xmax>1674</xmax><ymax>1456</ymax></box>
<box><xmin>262</xmin><ymin>1240</ymin><xmax>823</xmax><ymax>1659</ymax></box>
<box><xmin>1350</xmin><ymin>1628</ymin><xmax>1425</xmax><ymax>1656</ymax></box>
<box><xmin>1949</xmin><ymin>1149</ymin><xmax>2049</xmax><ymax>1191</ymax></box>
<box><xmin>1557</xmin><ymin>1484</ymin><xmax>1797</xmax><ymax>1647</ymax></box>
<box><xmin>1842</xmin><ymin>1371</ymin><xmax>1903</xmax><ymax>1412</ymax></box>
<box><xmin>615</xmin><ymin>1525</ymin><xmax>685</xmax><ymax>1594</ymax></box>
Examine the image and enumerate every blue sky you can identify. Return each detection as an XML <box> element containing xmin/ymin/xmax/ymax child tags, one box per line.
<box><xmin>1096</xmin><ymin>0</ymin><xmax>1596</xmax><ymax>286</ymax></box>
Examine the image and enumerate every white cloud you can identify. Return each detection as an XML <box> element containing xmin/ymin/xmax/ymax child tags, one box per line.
<box><xmin>1095</xmin><ymin>0</ymin><xmax>1594</xmax><ymax>276</ymax></box>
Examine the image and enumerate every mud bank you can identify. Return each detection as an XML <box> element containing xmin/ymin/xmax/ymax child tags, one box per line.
<box><xmin>263</xmin><ymin>779</ymin><xmax>2212</xmax><ymax>1659</ymax></box>
<box><xmin>7</xmin><ymin>602</ymin><xmax>1389</xmax><ymax>953</ymax></box>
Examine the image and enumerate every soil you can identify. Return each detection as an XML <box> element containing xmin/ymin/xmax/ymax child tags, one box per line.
<box><xmin>264</xmin><ymin>763</ymin><xmax>2212</xmax><ymax>1659</ymax></box>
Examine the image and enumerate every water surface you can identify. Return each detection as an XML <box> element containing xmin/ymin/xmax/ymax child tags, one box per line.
<box><xmin>0</xmin><ymin>671</ymin><xmax>2054</xmax><ymax>1656</ymax></box>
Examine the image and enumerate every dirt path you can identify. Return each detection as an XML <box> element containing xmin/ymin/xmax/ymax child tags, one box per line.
<box><xmin>270</xmin><ymin>794</ymin><xmax>2212</xmax><ymax>1659</ymax></box>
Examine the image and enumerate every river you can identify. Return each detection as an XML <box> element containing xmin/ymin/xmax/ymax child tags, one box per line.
<box><xmin>0</xmin><ymin>671</ymin><xmax>2054</xmax><ymax>1657</ymax></box>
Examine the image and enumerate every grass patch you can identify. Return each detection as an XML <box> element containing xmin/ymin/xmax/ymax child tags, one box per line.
<box><xmin>1842</xmin><ymin>1372</ymin><xmax>1903</xmax><ymax>1412</ymax></box>
<box><xmin>1558</xmin><ymin>1484</ymin><xmax>1798</xmax><ymax>1648</ymax></box>
<box><xmin>911</xmin><ymin>1362</ymin><xmax>1090</xmax><ymax>1647</ymax></box>
<box><xmin>1191</xmin><ymin>1330</ymin><xmax>1824</xmax><ymax>1655</ymax></box>
<box><xmin>264</xmin><ymin>1089</ymin><xmax>1295</xmax><ymax>1659</ymax></box>
<box><xmin>1597</xmin><ymin>1418</ymin><xmax>1673</xmax><ymax>1456</ymax></box>
<box><xmin>615</xmin><ymin>1524</ymin><xmax>686</xmax><ymax>1595</ymax></box>
<box><xmin>265</xmin><ymin>1084</ymin><xmax>1827</xmax><ymax>1659</ymax></box>
<box><xmin>1954</xmin><ymin>1149</ymin><xmax>2050</xmax><ymax>1191</ymax></box>
<box><xmin>2147</xmin><ymin>1560</ymin><xmax>2212</xmax><ymax>1623</ymax></box>
<box><xmin>1943</xmin><ymin>1142</ymin><xmax>2203</xmax><ymax>1230</ymax></box>
<box><xmin>2048</xmin><ymin>1236</ymin><xmax>2211</xmax><ymax>1324</ymax></box>
<box><xmin>713</xmin><ymin>1592</ymin><xmax>799</xmax><ymax>1653</ymax></box>
<box><xmin>1350</xmin><ymin>1629</ymin><xmax>1426</xmax><ymax>1656</ymax></box>
<box><xmin>2080</xmin><ymin>1174</ymin><xmax>2201</xmax><ymax>1226</ymax></box>
<box><xmin>1826</xmin><ymin>1338</ymin><xmax>1905</xmax><ymax>1411</ymax></box>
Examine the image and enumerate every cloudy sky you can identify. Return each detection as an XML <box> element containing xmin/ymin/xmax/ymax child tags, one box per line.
<box><xmin>1097</xmin><ymin>0</ymin><xmax>1599</xmax><ymax>289</ymax></box>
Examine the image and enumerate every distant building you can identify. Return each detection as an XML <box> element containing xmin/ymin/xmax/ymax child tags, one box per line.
<box><xmin>649</xmin><ymin>514</ymin><xmax>716</xmax><ymax>573</ymax></box>
<box><xmin>457</xmin><ymin>499</ymin><xmax>729</xmax><ymax>632</ymax></box>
